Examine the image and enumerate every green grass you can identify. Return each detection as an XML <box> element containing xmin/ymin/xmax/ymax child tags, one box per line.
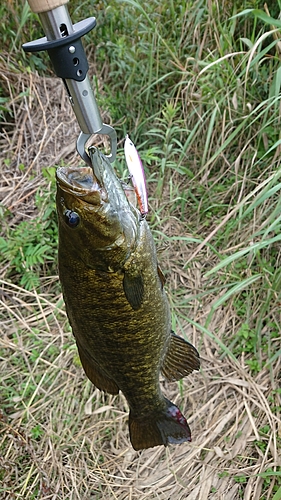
<box><xmin>0</xmin><ymin>167</ymin><xmax>58</xmax><ymax>290</ymax></box>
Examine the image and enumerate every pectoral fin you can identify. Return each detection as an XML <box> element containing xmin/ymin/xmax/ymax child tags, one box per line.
<box><xmin>76</xmin><ymin>342</ymin><xmax>119</xmax><ymax>395</ymax></box>
<box><xmin>161</xmin><ymin>332</ymin><xmax>200</xmax><ymax>382</ymax></box>
<box><xmin>123</xmin><ymin>272</ymin><xmax>144</xmax><ymax>310</ymax></box>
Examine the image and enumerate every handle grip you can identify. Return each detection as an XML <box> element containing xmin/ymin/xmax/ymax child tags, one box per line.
<box><xmin>26</xmin><ymin>0</ymin><xmax>68</xmax><ymax>14</ymax></box>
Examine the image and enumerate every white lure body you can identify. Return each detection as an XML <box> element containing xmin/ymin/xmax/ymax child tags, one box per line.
<box><xmin>124</xmin><ymin>135</ymin><xmax>148</xmax><ymax>216</ymax></box>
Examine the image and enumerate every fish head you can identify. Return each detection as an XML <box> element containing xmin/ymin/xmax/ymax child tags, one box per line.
<box><xmin>56</xmin><ymin>147</ymin><xmax>139</xmax><ymax>270</ymax></box>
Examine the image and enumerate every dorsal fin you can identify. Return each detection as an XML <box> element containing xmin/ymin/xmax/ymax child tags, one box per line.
<box><xmin>161</xmin><ymin>332</ymin><xmax>200</xmax><ymax>381</ymax></box>
<box><xmin>157</xmin><ymin>265</ymin><xmax>166</xmax><ymax>289</ymax></box>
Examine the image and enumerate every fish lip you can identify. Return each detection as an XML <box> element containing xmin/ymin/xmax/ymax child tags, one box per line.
<box><xmin>56</xmin><ymin>166</ymin><xmax>101</xmax><ymax>197</ymax></box>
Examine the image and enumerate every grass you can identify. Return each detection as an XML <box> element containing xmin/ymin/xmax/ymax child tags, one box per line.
<box><xmin>0</xmin><ymin>167</ymin><xmax>57</xmax><ymax>290</ymax></box>
<box><xmin>1</xmin><ymin>0</ymin><xmax>281</xmax><ymax>498</ymax></box>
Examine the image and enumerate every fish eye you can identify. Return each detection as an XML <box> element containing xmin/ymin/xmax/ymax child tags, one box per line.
<box><xmin>64</xmin><ymin>210</ymin><xmax>80</xmax><ymax>228</ymax></box>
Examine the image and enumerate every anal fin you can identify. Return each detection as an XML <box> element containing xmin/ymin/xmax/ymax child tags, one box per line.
<box><xmin>161</xmin><ymin>332</ymin><xmax>200</xmax><ymax>382</ymax></box>
<box><xmin>76</xmin><ymin>342</ymin><xmax>119</xmax><ymax>395</ymax></box>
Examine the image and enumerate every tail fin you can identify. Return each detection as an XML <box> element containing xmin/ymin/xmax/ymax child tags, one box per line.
<box><xmin>129</xmin><ymin>398</ymin><xmax>191</xmax><ymax>451</ymax></box>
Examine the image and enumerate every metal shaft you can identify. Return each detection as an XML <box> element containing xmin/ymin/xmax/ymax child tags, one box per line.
<box><xmin>23</xmin><ymin>1</ymin><xmax>117</xmax><ymax>163</ymax></box>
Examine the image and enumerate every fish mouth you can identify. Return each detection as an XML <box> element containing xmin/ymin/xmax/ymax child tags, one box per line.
<box><xmin>56</xmin><ymin>166</ymin><xmax>103</xmax><ymax>201</ymax></box>
<box><xmin>57</xmin><ymin>148</ymin><xmax>129</xmax><ymax>209</ymax></box>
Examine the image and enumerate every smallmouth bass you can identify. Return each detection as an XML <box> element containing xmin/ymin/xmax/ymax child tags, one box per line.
<box><xmin>56</xmin><ymin>147</ymin><xmax>200</xmax><ymax>450</ymax></box>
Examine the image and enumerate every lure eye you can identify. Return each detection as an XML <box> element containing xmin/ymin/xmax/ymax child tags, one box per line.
<box><xmin>64</xmin><ymin>210</ymin><xmax>80</xmax><ymax>228</ymax></box>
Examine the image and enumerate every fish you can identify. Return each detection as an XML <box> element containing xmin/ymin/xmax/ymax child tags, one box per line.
<box><xmin>55</xmin><ymin>147</ymin><xmax>200</xmax><ymax>451</ymax></box>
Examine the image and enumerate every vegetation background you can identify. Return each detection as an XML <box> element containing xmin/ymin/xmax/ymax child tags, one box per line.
<box><xmin>1</xmin><ymin>0</ymin><xmax>281</xmax><ymax>498</ymax></box>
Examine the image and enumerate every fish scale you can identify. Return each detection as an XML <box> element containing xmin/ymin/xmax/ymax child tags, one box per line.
<box><xmin>56</xmin><ymin>147</ymin><xmax>200</xmax><ymax>450</ymax></box>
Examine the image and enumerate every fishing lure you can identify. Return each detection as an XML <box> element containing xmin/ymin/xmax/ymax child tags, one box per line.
<box><xmin>124</xmin><ymin>135</ymin><xmax>149</xmax><ymax>216</ymax></box>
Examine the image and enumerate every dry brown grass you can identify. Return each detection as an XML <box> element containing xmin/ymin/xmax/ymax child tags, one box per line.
<box><xmin>1</xmin><ymin>56</ymin><xmax>281</xmax><ymax>500</ymax></box>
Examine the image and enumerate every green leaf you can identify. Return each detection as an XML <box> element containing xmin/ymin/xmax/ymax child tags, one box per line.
<box><xmin>205</xmin><ymin>235</ymin><xmax>281</xmax><ymax>276</ymax></box>
<box><xmin>232</xmin><ymin>8</ymin><xmax>281</xmax><ymax>28</ymax></box>
<box><xmin>272</xmin><ymin>485</ymin><xmax>281</xmax><ymax>500</ymax></box>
